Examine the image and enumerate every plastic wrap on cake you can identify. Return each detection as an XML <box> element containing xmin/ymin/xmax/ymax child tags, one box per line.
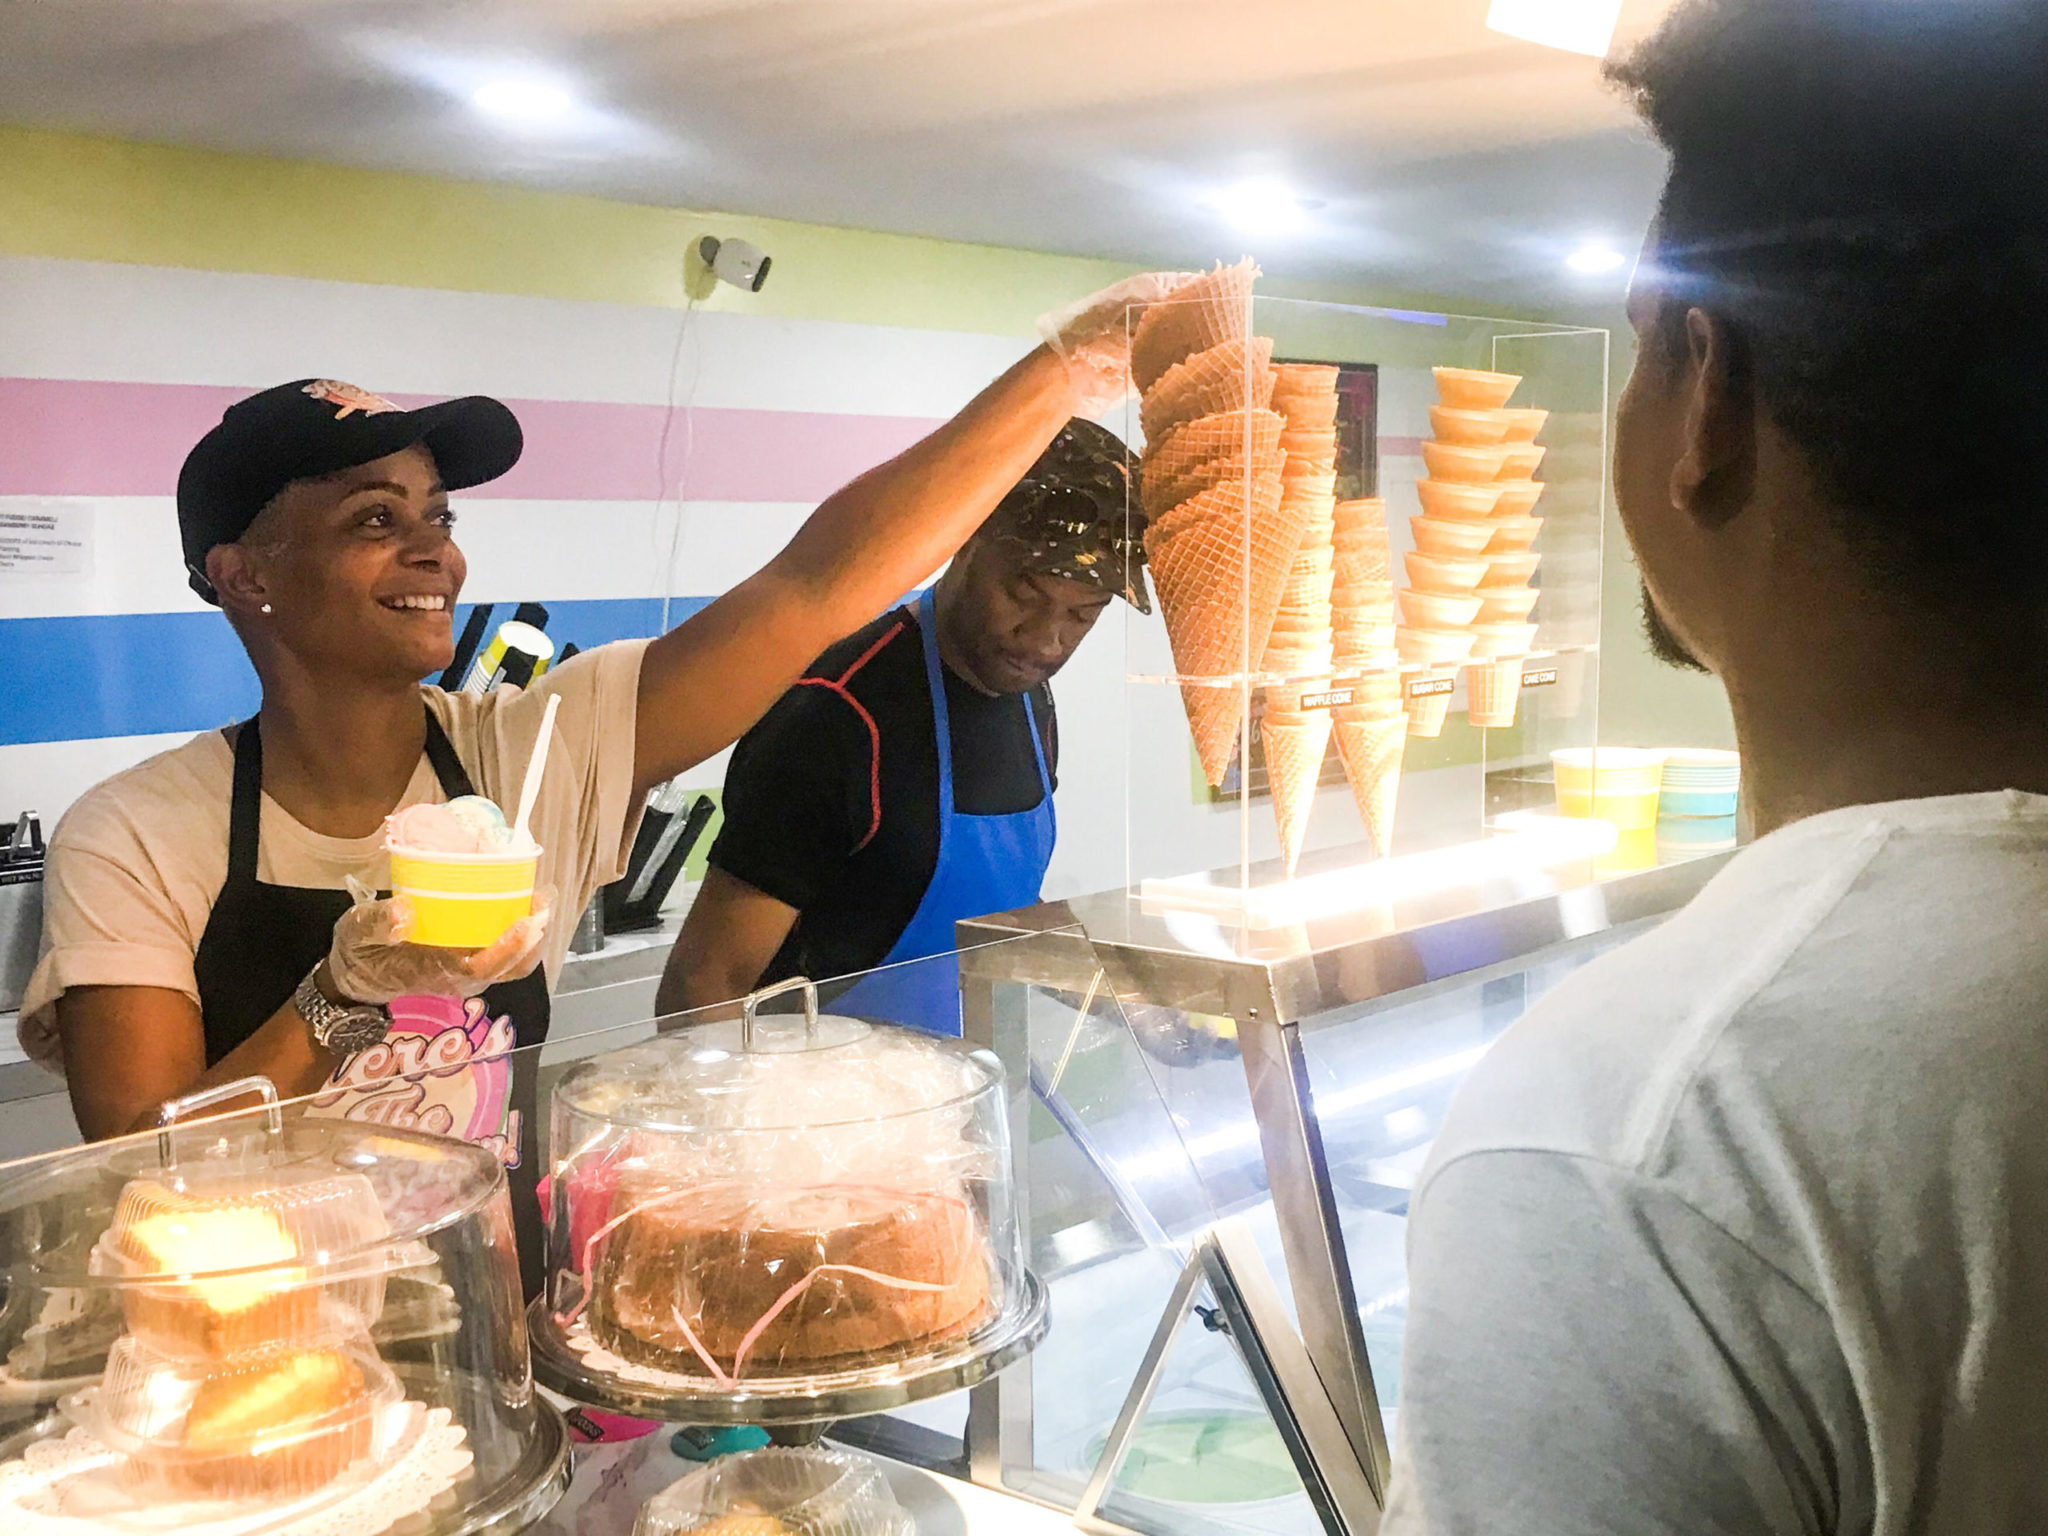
<box><xmin>546</xmin><ymin>991</ymin><xmax>1029</xmax><ymax>1400</ymax></box>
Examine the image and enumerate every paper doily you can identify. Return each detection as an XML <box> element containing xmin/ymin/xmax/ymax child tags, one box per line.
<box><xmin>0</xmin><ymin>1402</ymin><xmax>472</xmax><ymax>1536</ymax></box>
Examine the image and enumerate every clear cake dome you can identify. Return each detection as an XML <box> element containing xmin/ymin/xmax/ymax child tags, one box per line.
<box><xmin>0</xmin><ymin>1080</ymin><xmax>570</xmax><ymax>1536</ymax></box>
<box><xmin>538</xmin><ymin>985</ymin><xmax>1036</xmax><ymax>1418</ymax></box>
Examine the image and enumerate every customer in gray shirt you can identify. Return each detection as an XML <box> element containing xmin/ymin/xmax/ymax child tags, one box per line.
<box><xmin>1382</xmin><ymin>2</ymin><xmax>2048</xmax><ymax>1533</ymax></box>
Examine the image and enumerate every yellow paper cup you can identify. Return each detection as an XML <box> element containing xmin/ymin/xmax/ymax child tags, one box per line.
<box><xmin>388</xmin><ymin>842</ymin><xmax>541</xmax><ymax>948</ymax></box>
<box><xmin>1551</xmin><ymin>748</ymin><xmax>1666</xmax><ymax>831</ymax></box>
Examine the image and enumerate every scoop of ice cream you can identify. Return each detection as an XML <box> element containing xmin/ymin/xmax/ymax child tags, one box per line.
<box><xmin>388</xmin><ymin>800</ymin><xmax>502</xmax><ymax>854</ymax></box>
<box><xmin>445</xmin><ymin>795</ymin><xmax>510</xmax><ymax>847</ymax></box>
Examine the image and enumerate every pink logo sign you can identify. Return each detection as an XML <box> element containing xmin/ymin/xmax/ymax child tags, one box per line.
<box><xmin>308</xmin><ymin>994</ymin><xmax>520</xmax><ymax>1167</ymax></box>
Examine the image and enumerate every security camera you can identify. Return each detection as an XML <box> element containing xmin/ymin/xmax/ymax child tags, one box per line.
<box><xmin>698</xmin><ymin>235</ymin><xmax>772</xmax><ymax>293</ymax></box>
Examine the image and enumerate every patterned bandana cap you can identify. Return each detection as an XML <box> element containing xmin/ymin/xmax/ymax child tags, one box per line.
<box><xmin>982</xmin><ymin>419</ymin><xmax>1151</xmax><ymax>614</ymax></box>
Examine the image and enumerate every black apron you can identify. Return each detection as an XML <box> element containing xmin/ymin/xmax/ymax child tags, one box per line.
<box><xmin>191</xmin><ymin>707</ymin><xmax>551</xmax><ymax>1296</ymax></box>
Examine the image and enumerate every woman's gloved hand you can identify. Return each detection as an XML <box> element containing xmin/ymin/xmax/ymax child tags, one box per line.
<box><xmin>324</xmin><ymin>879</ymin><xmax>555</xmax><ymax>1005</ymax></box>
<box><xmin>1037</xmin><ymin>271</ymin><xmax>1197</xmax><ymax>417</ymax></box>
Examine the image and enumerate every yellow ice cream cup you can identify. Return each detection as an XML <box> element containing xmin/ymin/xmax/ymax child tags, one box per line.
<box><xmin>1551</xmin><ymin>748</ymin><xmax>1666</xmax><ymax>832</ymax></box>
<box><xmin>388</xmin><ymin>842</ymin><xmax>541</xmax><ymax>948</ymax></box>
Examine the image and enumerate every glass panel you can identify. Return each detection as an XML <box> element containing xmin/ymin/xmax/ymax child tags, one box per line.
<box><xmin>1092</xmin><ymin>1278</ymin><xmax>1319</xmax><ymax>1536</ymax></box>
<box><xmin>1294</xmin><ymin>920</ymin><xmax>1653</xmax><ymax>1448</ymax></box>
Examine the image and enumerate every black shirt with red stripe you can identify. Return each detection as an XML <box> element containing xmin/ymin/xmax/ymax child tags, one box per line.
<box><xmin>708</xmin><ymin>604</ymin><xmax>1057</xmax><ymax>987</ymax></box>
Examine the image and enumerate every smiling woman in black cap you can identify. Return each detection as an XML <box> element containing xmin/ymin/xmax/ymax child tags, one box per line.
<box><xmin>19</xmin><ymin>271</ymin><xmax>1178</xmax><ymax>1283</ymax></box>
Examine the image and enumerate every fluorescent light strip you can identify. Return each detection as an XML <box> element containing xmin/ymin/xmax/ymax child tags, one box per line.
<box><xmin>1141</xmin><ymin>813</ymin><xmax>1619</xmax><ymax>928</ymax></box>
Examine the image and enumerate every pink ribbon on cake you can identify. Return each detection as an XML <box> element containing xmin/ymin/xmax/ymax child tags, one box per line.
<box><xmin>556</xmin><ymin>1180</ymin><xmax>981</xmax><ymax>1388</ymax></box>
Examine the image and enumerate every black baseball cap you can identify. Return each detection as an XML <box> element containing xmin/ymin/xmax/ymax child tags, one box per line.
<box><xmin>178</xmin><ymin>378</ymin><xmax>524</xmax><ymax>604</ymax></box>
<box><xmin>982</xmin><ymin>418</ymin><xmax>1151</xmax><ymax>614</ymax></box>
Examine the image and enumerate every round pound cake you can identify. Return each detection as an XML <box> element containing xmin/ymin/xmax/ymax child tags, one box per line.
<box><xmin>588</xmin><ymin>1182</ymin><xmax>990</xmax><ymax>1378</ymax></box>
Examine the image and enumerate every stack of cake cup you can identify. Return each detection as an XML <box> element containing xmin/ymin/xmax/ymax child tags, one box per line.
<box><xmin>1409</xmin><ymin>367</ymin><xmax>1550</xmax><ymax>730</ymax></box>
<box><xmin>1257</xmin><ymin>364</ymin><xmax>1342</xmax><ymax>875</ymax></box>
<box><xmin>1134</xmin><ymin>260</ymin><xmax>1309</xmax><ymax>788</ymax></box>
<box><xmin>1328</xmin><ymin>496</ymin><xmax>1405</xmax><ymax>857</ymax></box>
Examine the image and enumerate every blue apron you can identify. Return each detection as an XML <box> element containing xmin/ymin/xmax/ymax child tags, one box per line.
<box><xmin>830</xmin><ymin>589</ymin><xmax>1056</xmax><ymax>1035</ymax></box>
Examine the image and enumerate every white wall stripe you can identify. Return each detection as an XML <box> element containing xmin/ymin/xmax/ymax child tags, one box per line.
<box><xmin>0</xmin><ymin>256</ymin><xmax>1033</xmax><ymax>414</ymax></box>
<box><xmin>0</xmin><ymin>497</ymin><xmax>841</xmax><ymax>619</ymax></box>
<box><xmin>3</xmin><ymin>733</ymin><xmax>194</xmax><ymax>830</ymax></box>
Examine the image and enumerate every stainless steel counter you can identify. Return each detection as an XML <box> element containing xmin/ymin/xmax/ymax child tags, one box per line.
<box><xmin>958</xmin><ymin>841</ymin><xmax>1731</xmax><ymax>1023</ymax></box>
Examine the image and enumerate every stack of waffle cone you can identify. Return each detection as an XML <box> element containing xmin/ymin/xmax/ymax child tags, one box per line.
<box><xmin>1132</xmin><ymin>260</ymin><xmax>1261</xmax><ymax>393</ymax></box>
<box><xmin>1135</xmin><ymin>263</ymin><xmax>1297</xmax><ymax>787</ymax></box>
<box><xmin>1406</xmin><ymin>368</ymin><xmax>1548</xmax><ymax>732</ymax></box>
<box><xmin>1324</xmin><ymin>496</ymin><xmax>1404</xmax><ymax>858</ymax></box>
<box><xmin>1141</xmin><ymin>410</ymin><xmax>1286</xmax><ymax>523</ymax></box>
<box><xmin>1142</xmin><ymin>337</ymin><xmax>1277</xmax><ymax>443</ymax></box>
<box><xmin>1256</xmin><ymin>365</ymin><xmax>1343</xmax><ymax>873</ymax></box>
<box><xmin>1331</xmin><ymin>497</ymin><xmax>1394</xmax><ymax>672</ymax></box>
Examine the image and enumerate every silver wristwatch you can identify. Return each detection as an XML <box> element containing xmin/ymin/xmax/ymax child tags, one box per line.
<box><xmin>294</xmin><ymin>968</ymin><xmax>391</xmax><ymax>1056</ymax></box>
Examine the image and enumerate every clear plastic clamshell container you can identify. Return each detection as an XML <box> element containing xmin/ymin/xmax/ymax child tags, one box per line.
<box><xmin>634</xmin><ymin>1447</ymin><xmax>913</xmax><ymax>1536</ymax></box>
<box><xmin>91</xmin><ymin>1169</ymin><xmax>390</xmax><ymax>1362</ymax></box>
<box><xmin>0</xmin><ymin>1079</ymin><xmax>572</xmax><ymax>1535</ymax></box>
<box><xmin>546</xmin><ymin>982</ymin><xmax>1028</xmax><ymax>1399</ymax></box>
<box><xmin>75</xmin><ymin>1334</ymin><xmax>403</xmax><ymax>1499</ymax></box>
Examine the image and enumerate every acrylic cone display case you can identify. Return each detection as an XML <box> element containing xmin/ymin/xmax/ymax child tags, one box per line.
<box><xmin>1124</xmin><ymin>281</ymin><xmax>1613</xmax><ymax>928</ymax></box>
<box><xmin>0</xmin><ymin>1080</ymin><xmax>570</xmax><ymax>1536</ymax></box>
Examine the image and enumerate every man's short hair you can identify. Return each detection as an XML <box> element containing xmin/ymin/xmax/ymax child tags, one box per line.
<box><xmin>1608</xmin><ymin>0</ymin><xmax>2048</xmax><ymax>613</ymax></box>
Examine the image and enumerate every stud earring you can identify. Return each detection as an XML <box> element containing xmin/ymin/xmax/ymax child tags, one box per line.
<box><xmin>260</xmin><ymin>603</ymin><xmax>273</xmax><ymax>614</ymax></box>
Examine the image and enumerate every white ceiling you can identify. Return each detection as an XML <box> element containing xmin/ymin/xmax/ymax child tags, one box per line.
<box><xmin>0</xmin><ymin>0</ymin><xmax>1677</xmax><ymax>309</ymax></box>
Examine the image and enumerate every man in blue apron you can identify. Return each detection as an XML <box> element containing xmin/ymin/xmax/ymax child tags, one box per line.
<box><xmin>656</xmin><ymin>420</ymin><xmax>1145</xmax><ymax>1035</ymax></box>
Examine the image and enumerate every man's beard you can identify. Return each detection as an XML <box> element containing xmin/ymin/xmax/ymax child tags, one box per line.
<box><xmin>1640</xmin><ymin>581</ymin><xmax>1709</xmax><ymax>673</ymax></box>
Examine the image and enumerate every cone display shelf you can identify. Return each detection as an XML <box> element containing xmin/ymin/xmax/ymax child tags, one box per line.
<box><xmin>1121</xmin><ymin>292</ymin><xmax>1609</xmax><ymax>919</ymax></box>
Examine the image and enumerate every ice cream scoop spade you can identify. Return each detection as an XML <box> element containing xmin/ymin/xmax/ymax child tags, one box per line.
<box><xmin>510</xmin><ymin>694</ymin><xmax>560</xmax><ymax>850</ymax></box>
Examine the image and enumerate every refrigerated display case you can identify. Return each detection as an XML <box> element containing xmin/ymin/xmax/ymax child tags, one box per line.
<box><xmin>923</xmin><ymin>845</ymin><xmax>1731</xmax><ymax>1536</ymax></box>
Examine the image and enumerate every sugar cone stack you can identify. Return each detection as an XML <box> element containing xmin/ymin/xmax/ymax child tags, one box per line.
<box><xmin>1137</xmin><ymin>260</ymin><xmax>1309</xmax><ymax>786</ymax></box>
<box><xmin>1256</xmin><ymin>365</ymin><xmax>1341</xmax><ymax>874</ymax></box>
<box><xmin>1403</xmin><ymin>367</ymin><xmax>1547</xmax><ymax>733</ymax></box>
<box><xmin>1326</xmin><ymin>497</ymin><xmax>1404</xmax><ymax>858</ymax></box>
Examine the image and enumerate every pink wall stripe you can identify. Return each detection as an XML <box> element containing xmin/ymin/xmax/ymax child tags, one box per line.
<box><xmin>0</xmin><ymin>377</ymin><xmax>944</xmax><ymax>503</ymax></box>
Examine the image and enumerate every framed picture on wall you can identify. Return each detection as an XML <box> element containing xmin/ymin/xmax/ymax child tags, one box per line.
<box><xmin>1209</xmin><ymin>361</ymin><xmax>1379</xmax><ymax>802</ymax></box>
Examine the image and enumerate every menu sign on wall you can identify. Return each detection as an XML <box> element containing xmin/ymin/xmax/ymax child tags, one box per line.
<box><xmin>0</xmin><ymin>502</ymin><xmax>93</xmax><ymax>578</ymax></box>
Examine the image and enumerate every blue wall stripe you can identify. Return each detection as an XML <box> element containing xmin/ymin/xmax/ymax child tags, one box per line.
<box><xmin>4</xmin><ymin>598</ymin><xmax>711</xmax><ymax>746</ymax></box>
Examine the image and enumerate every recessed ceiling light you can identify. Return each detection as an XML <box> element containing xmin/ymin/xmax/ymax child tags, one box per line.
<box><xmin>470</xmin><ymin>77</ymin><xmax>576</xmax><ymax>125</ymax></box>
<box><xmin>1566</xmin><ymin>242</ymin><xmax>1628</xmax><ymax>274</ymax></box>
<box><xmin>1207</xmin><ymin>179</ymin><xmax>1312</xmax><ymax>235</ymax></box>
<box><xmin>1486</xmin><ymin>0</ymin><xmax>1627</xmax><ymax>57</ymax></box>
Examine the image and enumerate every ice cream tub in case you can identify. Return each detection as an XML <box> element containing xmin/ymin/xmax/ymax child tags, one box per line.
<box><xmin>1552</xmin><ymin>747</ymin><xmax>1666</xmax><ymax>832</ymax></box>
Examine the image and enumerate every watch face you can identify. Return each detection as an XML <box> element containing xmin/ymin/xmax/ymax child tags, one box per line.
<box><xmin>324</xmin><ymin>1010</ymin><xmax>390</xmax><ymax>1057</ymax></box>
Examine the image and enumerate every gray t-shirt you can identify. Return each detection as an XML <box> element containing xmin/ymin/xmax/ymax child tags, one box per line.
<box><xmin>1381</xmin><ymin>790</ymin><xmax>2048</xmax><ymax>1536</ymax></box>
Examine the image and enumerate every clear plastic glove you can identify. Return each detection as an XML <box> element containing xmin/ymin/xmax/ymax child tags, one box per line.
<box><xmin>325</xmin><ymin>878</ymin><xmax>555</xmax><ymax>1005</ymax></box>
<box><xmin>1036</xmin><ymin>271</ymin><xmax>1198</xmax><ymax>416</ymax></box>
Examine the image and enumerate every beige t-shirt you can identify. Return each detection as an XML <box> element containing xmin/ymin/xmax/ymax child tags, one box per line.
<box><xmin>20</xmin><ymin>638</ymin><xmax>652</xmax><ymax>1071</ymax></box>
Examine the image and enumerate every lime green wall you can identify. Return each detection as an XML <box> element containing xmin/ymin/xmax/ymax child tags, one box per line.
<box><xmin>0</xmin><ymin>126</ymin><xmax>1137</xmax><ymax>333</ymax></box>
<box><xmin>0</xmin><ymin>126</ymin><xmax>1543</xmax><ymax>333</ymax></box>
